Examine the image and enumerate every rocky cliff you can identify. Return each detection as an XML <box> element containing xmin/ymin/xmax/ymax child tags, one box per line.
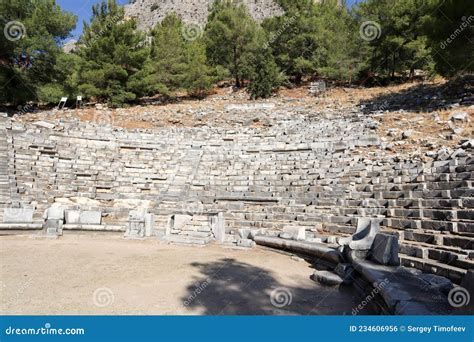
<box><xmin>124</xmin><ymin>0</ymin><xmax>284</xmax><ymax>31</ymax></box>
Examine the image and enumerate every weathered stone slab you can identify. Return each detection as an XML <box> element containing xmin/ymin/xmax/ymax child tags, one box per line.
<box><xmin>237</xmin><ymin>238</ymin><xmax>255</xmax><ymax>248</ymax></box>
<box><xmin>370</xmin><ymin>233</ymin><xmax>400</xmax><ymax>266</ymax></box>
<box><xmin>282</xmin><ymin>226</ymin><xmax>306</xmax><ymax>241</ymax></box>
<box><xmin>33</xmin><ymin>121</ymin><xmax>55</xmax><ymax>129</ymax></box>
<box><xmin>174</xmin><ymin>214</ymin><xmax>192</xmax><ymax>230</ymax></box>
<box><xmin>311</xmin><ymin>270</ymin><xmax>343</xmax><ymax>286</ymax></box>
<box><xmin>352</xmin><ymin>258</ymin><xmax>453</xmax><ymax>315</ymax></box>
<box><xmin>3</xmin><ymin>208</ymin><xmax>34</xmax><ymax>223</ymax></box>
<box><xmin>44</xmin><ymin>207</ymin><xmax>65</xmax><ymax>220</ymax></box>
<box><xmin>79</xmin><ymin>211</ymin><xmax>101</xmax><ymax>225</ymax></box>
<box><xmin>65</xmin><ymin>210</ymin><xmax>80</xmax><ymax>224</ymax></box>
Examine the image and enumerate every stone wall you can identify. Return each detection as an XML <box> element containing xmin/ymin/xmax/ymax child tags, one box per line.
<box><xmin>0</xmin><ymin>111</ymin><xmax>472</xmax><ymax>282</ymax></box>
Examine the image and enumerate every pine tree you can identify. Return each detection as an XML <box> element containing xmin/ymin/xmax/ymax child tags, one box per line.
<box><xmin>264</xmin><ymin>0</ymin><xmax>365</xmax><ymax>84</ymax></box>
<box><xmin>356</xmin><ymin>0</ymin><xmax>434</xmax><ymax>81</ymax></box>
<box><xmin>130</xmin><ymin>14</ymin><xmax>218</xmax><ymax>99</ymax></box>
<box><xmin>75</xmin><ymin>0</ymin><xmax>148</xmax><ymax>107</ymax></box>
<box><xmin>423</xmin><ymin>0</ymin><xmax>474</xmax><ymax>76</ymax></box>
<box><xmin>204</xmin><ymin>0</ymin><xmax>260</xmax><ymax>88</ymax></box>
<box><xmin>182</xmin><ymin>40</ymin><xmax>216</xmax><ymax>98</ymax></box>
<box><xmin>148</xmin><ymin>13</ymin><xmax>187</xmax><ymax>96</ymax></box>
<box><xmin>248</xmin><ymin>49</ymin><xmax>283</xmax><ymax>99</ymax></box>
<box><xmin>0</xmin><ymin>0</ymin><xmax>76</xmax><ymax>105</ymax></box>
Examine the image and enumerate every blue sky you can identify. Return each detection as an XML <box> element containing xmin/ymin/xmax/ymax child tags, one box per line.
<box><xmin>57</xmin><ymin>0</ymin><xmax>129</xmax><ymax>40</ymax></box>
<box><xmin>58</xmin><ymin>0</ymin><xmax>361</xmax><ymax>40</ymax></box>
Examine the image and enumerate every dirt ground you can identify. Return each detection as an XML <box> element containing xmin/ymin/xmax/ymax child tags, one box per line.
<box><xmin>0</xmin><ymin>234</ymin><xmax>371</xmax><ymax>315</ymax></box>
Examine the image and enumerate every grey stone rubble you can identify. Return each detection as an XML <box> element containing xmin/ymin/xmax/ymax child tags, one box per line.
<box><xmin>254</xmin><ymin>218</ymin><xmax>461</xmax><ymax>314</ymax></box>
<box><xmin>309</xmin><ymin>81</ymin><xmax>327</xmax><ymax>96</ymax></box>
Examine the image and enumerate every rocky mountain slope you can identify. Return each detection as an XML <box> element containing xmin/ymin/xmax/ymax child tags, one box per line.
<box><xmin>124</xmin><ymin>0</ymin><xmax>284</xmax><ymax>31</ymax></box>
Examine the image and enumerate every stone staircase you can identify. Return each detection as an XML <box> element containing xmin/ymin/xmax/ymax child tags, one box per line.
<box><xmin>156</xmin><ymin>147</ymin><xmax>203</xmax><ymax>213</ymax></box>
<box><xmin>0</xmin><ymin>115</ymin><xmax>11</xmax><ymax>215</ymax></box>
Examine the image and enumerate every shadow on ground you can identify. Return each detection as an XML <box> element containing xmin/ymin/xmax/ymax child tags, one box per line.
<box><xmin>180</xmin><ymin>258</ymin><xmax>374</xmax><ymax>315</ymax></box>
<box><xmin>360</xmin><ymin>76</ymin><xmax>473</xmax><ymax>113</ymax></box>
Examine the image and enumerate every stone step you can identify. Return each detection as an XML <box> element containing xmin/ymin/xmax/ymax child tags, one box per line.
<box><xmin>164</xmin><ymin>234</ymin><xmax>212</xmax><ymax>246</ymax></box>
<box><xmin>400</xmin><ymin>255</ymin><xmax>467</xmax><ymax>284</ymax></box>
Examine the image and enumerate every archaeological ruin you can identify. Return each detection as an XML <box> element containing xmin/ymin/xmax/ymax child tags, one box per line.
<box><xmin>0</xmin><ymin>86</ymin><xmax>472</xmax><ymax>316</ymax></box>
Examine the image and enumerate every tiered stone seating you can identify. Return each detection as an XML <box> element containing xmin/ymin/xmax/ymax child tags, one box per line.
<box><xmin>2</xmin><ymin>111</ymin><xmax>472</xmax><ymax>282</ymax></box>
<box><xmin>0</xmin><ymin>115</ymin><xmax>11</xmax><ymax>214</ymax></box>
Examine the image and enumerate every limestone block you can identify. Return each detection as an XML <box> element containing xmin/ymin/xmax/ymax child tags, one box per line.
<box><xmin>79</xmin><ymin>211</ymin><xmax>102</xmax><ymax>225</ymax></box>
<box><xmin>282</xmin><ymin>226</ymin><xmax>306</xmax><ymax>241</ymax></box>
<box><xmin>3</xmin><ymin>208</ymin><xmax>34</xmax><ymax>223</ymax></box>
<box><xmin>65</xmin><ymin>210</ymin><xmax>81</xmax><ymax>224</ymax></box>
<box><xmin>45</xmin><ymin>207</ymin><xmax>65</xmax><ymax>221</ymax></box>
<box><xmin>174</xmin><ymin>214</ymin><xmax>192</xmax><ymax>230</ymax></box>
<box><xmin>370</xmin><ymin>233</ymin><xmax>400</xmax><ymax>266</ymax></box>
<box><xmin>33</xmin><ymin>121</ymin><xmax>55</xmax><ymax>129</ymax></box>
<box><xmin>237</xmin><ymin>238</ymin><xmax>256</xmax><ymax>248</ymax></box>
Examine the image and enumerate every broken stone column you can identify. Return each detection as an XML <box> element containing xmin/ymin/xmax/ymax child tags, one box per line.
<box><xmin>145</xmin><ymin>213</ymin><xmax>154</xmax><ymax>237</ymax></box>
<box><xmin>212</xmin><ymin>212</ymin><xmax>226</xmax><ymax>243</ymax></box>
<box><xmin>344</xmin><ymin>218</ymin><xmax>381</xmax><ymax>250</ymax></box>
<box><xmin>43</xmin><ymin>206</ymin><xmax>65</xmax><ymax>238</ymax></box>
